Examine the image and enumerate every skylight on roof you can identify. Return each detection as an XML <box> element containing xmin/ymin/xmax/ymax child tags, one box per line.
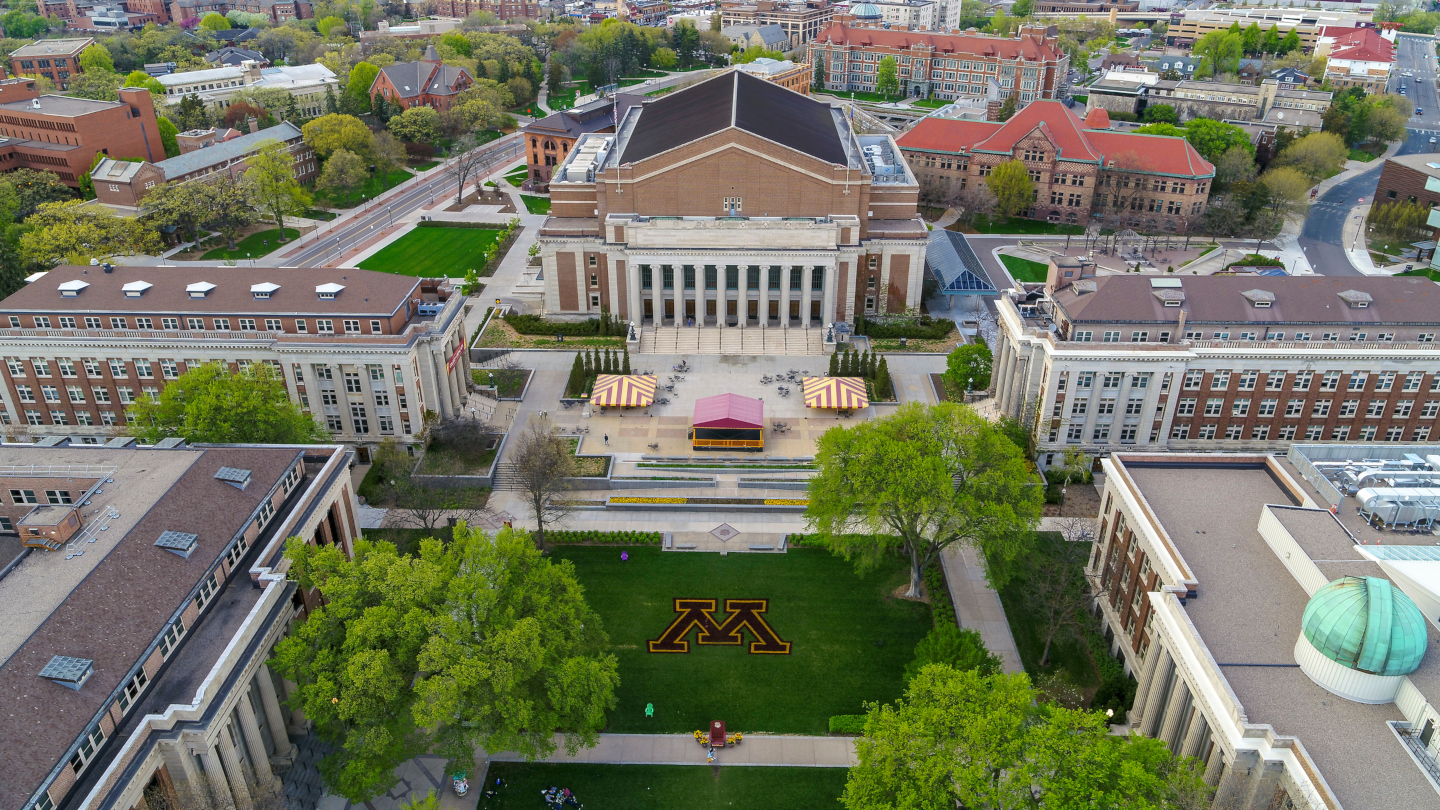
<box><xmin>40</xmin><ymin>655</ymin><xmax>94</xmax><ymax>690</ymax></box>
<box><xmin>57</xmin><ymin>279</ymin><xmax>89</xmax><ymax>297</ymax></box>
<box><xmin>1150</xmin><ymin>278</ymin><xmax>1183</xmax><ymax>288</ymax></box>
<box><xmin>214</xmin><ymin>467</ymin><xmax>251</xmax><ymax>489</ymax></box>
<box><xmin>154</xmin><ymin>530</ymin><xmax>199</xmax><ymax>558</ymax></box>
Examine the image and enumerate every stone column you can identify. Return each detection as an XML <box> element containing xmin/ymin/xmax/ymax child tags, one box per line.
<box><xmin>650</xmin><ymin>274</ymin><xmax>663</xmax><ymax>327</ymax></box>
<box><xmin>757</xmin><ymin>266</ymin><xmax>769</xmax><ymax>328</ymax></box>
<box><xmin>236</xmin><ymin>693</ymin><xmax>275</xmax><ymax>787</ymax></box>
<box><xmin>822</xmin><ymin>264</ymin><xmax>837</xmax><ymax>328</ymax></box>
<box><xmin>1212</xmin><ymin>749</ymin><xmax>1259</xmax><ymax>809</ymax></box>
<box><xmin>1139</xmin><ymin>650</ymin><xmax>1175</xmax><ymax>738</ymax></box>
<box><xmin>672</xmin><ymin>266</ymin><xmax>684</xmax><ymax>327</ymax></box>
<box><xmin>161</xmin><ymin>741</ymin><xmax>208</xmax><ymax>801</ymax></box>
<box><xmin>199</xmin><ymin>747</ymin><xmax>237</xmax><ymax>810</ymax></box>
<box><xmin>629</xmin><ymin>264</ymin><xmax>642</xmax><ymax>329</ymax></box>
<box><xmin>217</xmin><ymin>725</ymin><xmax>254</xmax><ymax>810</ymax></box>
<box><xmin>1180</xmin><ymin>710</ymin><xmax>1209</xmax><ymax>760</ymax></box>
<box><xmin>1129</xmin><ymin>640</ymin><xmax>1166</xmax><ymax>728</ymax></box>
<box><xmin>255</xmin><ymin>665</ymin><xmax>294</xmax><ymax>758</ymax></box>
<box><xmin>781</xmin><ymin>267</ymin><xmax>792</xmax><ymax>327</ymax></box>
<box><xmin>1203</xmin><ymin>740</ymin><xmax>1227</xmax><ymax>787</ymax></box>
<box><xmin>1158</xmin><ymin>682</ymin><xmax>1191</xmax><ymax>751</ymax></box>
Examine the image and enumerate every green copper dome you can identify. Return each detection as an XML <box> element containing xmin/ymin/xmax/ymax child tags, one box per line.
<box><xmin>1301</xmin><ymin>576</ymin><xmax>1428</xmax><ymax>677</ymax></box>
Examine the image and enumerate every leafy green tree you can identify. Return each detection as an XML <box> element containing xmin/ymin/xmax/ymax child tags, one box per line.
<box><xmin>996</xmin><ymin>91</ymin><xmax>1019</xmax><ymax>121</ymax></box>
<box><xmin>199</xmin><ymin>11</ymin><xmax>231</xmax><ymax>31</ymax></box>
<box><xmin>315</xmin><ymin>14</ymin><xmax>345</xmax><ymax>36</ymax></box>
<box><xmin>388</xmin><ymin>106</ymin><xmax>442</xmax><ymax>144</ymax></box>
<box><xmin>1241</xmin><ymin>22</ymin><xmax>1262</xmax><ymax>54</ymax></box>
<box><xmin>1010</xmin><ymin>0</ymin><xmax>1033</xmax><ymax>16</ymax></box>
<box><xmin>207</xmin><ymin>181</ymin><xmax>259</xmax><ymax>249</ymax></box>
<box><xmin>652</xmin><ymin>47</ymin><xmax>677</xmax><ymax>70</ymax></box>
<box><xmin>20</xmin><ymin>200</ymin><xmax>161</xmax><ymax>266</ymax></box>
<box><xmin>904</xmin><ymin>625</ymin><xmax>1002</xmax><ymax>682</ymax></box>
<box><xmin>673</xmin><ymin>20</ymin><xmax>701</xmax><ymax>67</ymax></box>
<box><xmin>272</xmin><ymin>524</ymin><xmax>617</xmax><ymax>800</ymax></box>
<box><xmin>0</xmin><ymin>9</ymin><xmax>50</xmax><ymax>38</ymax></box>
<box><xmin>128</xmin><ymin>362</ymin><xmax>327</xmax><ymax>444</ymax></box>
<box><xmin>733</xmin><ymin>44</ymin><xmax>784</xmax><ymax>64</ymax></box>
<box><xmin>371</xmin><ymin>132</ymin><xmax>408</xmax><ymax>190</ymax></box>
<box><xmin>141</xmin><ymin>179</ymin><xmax>211</xmax><ymax>245</ymax></box>
<box><xmin>346</xmin><ymin>61</ymin><xmax>379</xmax><ymax>111</ymax></box>
<box><xmin>1133</xmin><ymin>122</ymin><xmax>1186</xmax><ymax>137</ymax></box>
<box><xmin>943</xmin><ymin>342</ymin><xmax>992</xmax><ymax>392</ymax></box>
<box><xmin>876</xmin><ymin>56</ymin><xmax>899</xmax><ymax>98</ymax></box>
<box><xmin>3</xmin><ymin>169</ymin><xmax>72</xmax><ymax>220</ymax></box>
<box><xmin>1183</xmin><ymin>118</ymin><xmax>1253</xmax><ymax>162</ymax></box>
<box><xmin>806</xmin><ymin>402</ymin><xmax>1042</xmax><ymax>598</ymax></box>
<box><xmin>1279</xmin><ymin>29</ymin><xmax>1300</xmax><ymax>54</ymax></box>
<box><xmin>1193</xmin><ymin>30</ymin><xmax>1241</xmax><ymax>77</ymax></box>
<box><xmin>302</xmin><ymin>113</ymin><xmax>374</xmax><ymax>159</ymax></box>
<box><xmin>242</xmin><ymin>139</ymin><xmax>311</xmax><ymax>242</ymax></box>
<box><xmin>813</xmin><ymin>55</ymin><xmax>826</xmax><ymax>89</ymax></box>
<box><xmin>317</xmin><ymin>148</ymin><xmax>369</xmax><ymax>207</ymax></box>
<box><xmin>547</xmin><ymin>58</ymin><xmax>566</xmax><ymax>94</ymax></box>
<box><xmin>122</xmin><ymin>70</ymin><xmax>166</xmax><ymax>95</ymax></box>
<box><xmin>1140</xmin><ymin>103</ymin><xmax>1177</xmax><ymax>124</ymax></box>
<box><xmin>842</xmin><ymin>665</ymin><xmax>1206</xmax><ymax>810</ymax></box>
<box><xmin>986</xmin><ymin>159</ymin><xmax>1033</xmax><ymax>220</ymax></box>
<box><xmin>1262</xmin><ymin>25</ymin><xmax>1281</xmax><ymax>54</ymax></box>
<box><xmin>1273</xmin><ymin>130</ymin><xmax>1347</xmax><ymax>181</ymax></box>
<box><xmin>174</xmin><ymin>93</ymin><xmax>211</xmax><ymax>130</ymax></box>
<box><xmin>67</xmin><ymin>72</ymin><xmax>122</xmax><ymax>101</ymax></box>
<box><xmin>441</xmin><ymin>31</ymin><xmax>472</xmax><ymax>57</ymax></box>
<box><xmin>79</xmin><ymin>43</ymin><xmax>115</xmax><ymax>74</ymax></box>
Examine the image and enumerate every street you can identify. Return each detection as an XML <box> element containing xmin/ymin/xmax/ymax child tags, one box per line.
<box><xmin>1299</xmin><ymin>33</ymin><xmax>1438</xmax><ymax>276</ymax></box>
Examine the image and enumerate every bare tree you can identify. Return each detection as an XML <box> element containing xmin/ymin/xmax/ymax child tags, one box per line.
<box><xmin>1028</xmin><ymin>517</ymin><xmax>1098</xmax><ymax>667</ymax></box>
<box><xmin>448</xmin><ymin>133</ymin><xmax>485</xmax><ymax>206</ymax></box>
<box><xmin>511</xmin><ymin>417</ymin><xmax>576</xmax><ymax>549</ymax></box>
<box><xmin>391</xmin><ymin>481</ymin><xmax>492</xmax><ymax>534</ymax></box>
<box><xmin>946</xmin><ymin>181</ymin><xmax>996</xmax><ymax>225</ymax></box>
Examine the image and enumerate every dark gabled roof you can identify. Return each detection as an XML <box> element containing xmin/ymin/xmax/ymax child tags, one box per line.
<box><xmin>523</xmin><ymin>94</ymin><xmax>645</xmax><ymax>139</ymax></box>
<box><xmin>374</xmin><ymin>58</ymin><xmax>472</xmax><ymax>99</ymax></box>
<box><xmin>618</xmin><ymin>71</ymin><xmax>847</xmax><ymax>166</ymax></box>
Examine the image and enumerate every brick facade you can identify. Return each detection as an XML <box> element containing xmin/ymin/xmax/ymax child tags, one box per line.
<box><xmin>434</xmin><ymin>0</ymin><xmax>540</xmax><ymax>18</ymax></box>
<box><xmin>8</xmin><ymin>37</ymin><xmax>92</xmax><ymax>91</ymax></box>
<box><xmin>0</xmin><ymin>80</ymin><xmax>164</xmax><ymax>187</ymax></box>
<box><xmin>167</xmin><ymin>0</ymin><xmax>312</xmax><ymax>23</ymax></box>
<box><xmin>1376</xmin><ymin>156</ymin><xmax>1440</xmax><ymax>210</ymax></box>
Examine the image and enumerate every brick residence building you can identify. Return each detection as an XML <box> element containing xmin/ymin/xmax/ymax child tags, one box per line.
<box><xmin>434</xmin><ymin>0</ymin><xmax>540</xmax><ymax>18</ymax></box>
<box><xmin>897</xmin><ymin>104</ymin><xmax>1214</xmax><ymax>230</ymax></box>
<box><xmin>369</xmin><ymin>45</ymin><xmax>475</xmax><ymax>112</ymax></box>
<box><xmin>8</xmin><ymin>38</ymin><xmax>94</xmax><ymax>91</ymax></box>
<box><xmin>808</xmin><ymin>24</ymin><xmax>1069</xmax><ymax>105</ymax></box>
<box><xmin>1375</xmin><ymin>153</ymin><xmax>1440</xmax><ymax>212</ymax></box>
<box><xmin>521</xmin><ymin>94</ymin><xmax>644</xmax><ymax>191</ymax></box>
<box><xmin>167</xmin><ymin>0</ymin><xmax>312</xmax><ymax>24</ymax></box>
<box><xmin>0</xmin><ymin>77</ymin><xmax>164</xmax><ymax>187</ymax></box>
<box><xmin>91</xmin><ymin>121</ymin><xmax>317</xmax><ymax>207</ymax></box>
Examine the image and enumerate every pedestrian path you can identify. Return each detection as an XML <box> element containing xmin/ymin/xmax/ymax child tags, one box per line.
<box><xmin>939</xmin><ymin>543</ymin><xmax>1024</xmax><ymax>675</ymax></box>
<box><xmin>485</xmin><ymin>733</ymin><xmax>856</xmax><ymax>768</ymax></box>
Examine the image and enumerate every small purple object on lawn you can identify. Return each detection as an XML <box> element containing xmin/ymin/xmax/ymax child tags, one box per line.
<box><xmin>621</xmin><ymin>551</ymin><xmax>629</xmax><ymax>561</ymax></box>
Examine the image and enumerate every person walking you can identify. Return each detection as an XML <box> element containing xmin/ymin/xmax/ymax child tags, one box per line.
<box><xmin>604</xmin><ymin>434</ymin><xmax>610</xmax><ymax>445</ymax></box>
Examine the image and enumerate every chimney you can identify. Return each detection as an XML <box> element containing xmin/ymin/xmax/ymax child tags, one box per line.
<box><xmin>247</xmin><ymin>115</ymin><xmax>259</xmax><ymax>134</ymax></box>
<box><xmin>1174</xmin><ymin>308</ymin><xmax>1186</xmax><ymax>342</ymax></box>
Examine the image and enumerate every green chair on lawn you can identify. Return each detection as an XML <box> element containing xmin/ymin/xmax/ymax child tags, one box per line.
<box><xmin>645</xmin><ymin>703</ymin><xmax>654</xmax><ymax>718</ymax></box>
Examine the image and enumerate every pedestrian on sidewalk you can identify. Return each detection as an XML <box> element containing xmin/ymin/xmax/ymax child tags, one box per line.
<box><xmin>603</xmin><ymin>434</ymin><xmax>610</xmax><ymax>445</ymax></box>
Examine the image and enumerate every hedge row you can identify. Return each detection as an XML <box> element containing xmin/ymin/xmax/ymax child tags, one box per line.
<box><xmin>854</xmin><ymin>314</ymin><xmax>956</xmax><ymax>340</ymax></box>
<box><xmin>505</xmin><ymin>313</ymin><xmax>605</xmax><ymax>336</ymax></box>
<box><xmin>545</xmin><ymin>530</ymin><xmax>662</xmax><ymax>545</ymax></box>
<box><xmin>828</xmin><ymin>715</ymin><xmax>867</xmax><ymax>735</ymax></box>
<box><xmin>925</xmin><ymin>561</ymin><xmax>957</xmax><ymax>627</ymax></box>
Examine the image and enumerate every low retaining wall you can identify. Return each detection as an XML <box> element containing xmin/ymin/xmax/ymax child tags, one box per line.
<box><xmin>737</xmin><ymin>478</ymin><xmax>810</xmax><ymax>491</ymax></box>
<box><xmin>606</xmin><ymin>497</ymin><xmax>807</xmax><ymax>513</ymax></box>
<box><xmin>411</xmin><ymin>432</ymin><xmax>507</xmax><ymax>489</ymax></box>
<box><xmin>610</xmin><ymin>477</ymin><xmax>718</xmax><ymax>490</ymax></box>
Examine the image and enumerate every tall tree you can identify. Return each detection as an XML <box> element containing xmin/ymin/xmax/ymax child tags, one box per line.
<box><xmin>806</xmin><ymin>402</ymin><xmax>1042</xmax><ymax>599</ymax></box>
<box><xmin>547</xmin><ymin>58</ymin><xmax>566</xmax><ymax>94</ymax></box>
<box><xmin>20</xmin><ymin>200</ymin><xmax>162</xmax><ymax>266</ymax></box>
<box><xmin>986</xmin><ymin>159</ymin><xmax>1034</xmax><ymax>220</ymax></box>
<box><xmin>371</xmin><ymin>132</ymin><xmax>408</xmax><ymax>190</ymax></box>
<box><xmin>79</xmin><ymin>43</ymin><xmax>115</xmax><ymax>74</ymax></box>
<box><xmin>1183</xmin><ymin>118</ymin><xmax>1253</xmax><ymax>162</ymax></box>
<box><xmin>199</xmin><ymin>11</ymin><xmax>231</xmax><ymax>31</ymax></box>
<box><xmin>388</xmin><ymin>106</ymin><xmax>442</xmax><ymax>144</ymax></box>
<box><xmin>156</xmin><ymin>116</ymin><xmax>181</xmax><ymax>158</ymax></box>
<box><xmin>302</xmin><ymin>113</ymin><xmax>374</xmax><ymax>159</ymax></box>
<box><xmin>128</xmin><ymin>362</ymin><xmax>327</xmax><ymax>444</ymax></box>
<box><xmin>207</xmin><ymin>181</ymin><xmax>258</xmax><ymax>249</ymax></box>
<box><xmin>346</xmin><ymin>61</ymin><xmax>380</xmax><ymax>111</ymax></box>
<box><xmin>943</xmin><ymin>342</ymin><xmax>992</xmax><ymax>393</ymax></box>
<box><xmin>813</xmin><ymin>54</ymin><xmax>826</xmax><ymax>89</ymax></box>
<box><xmin>242</xmin><ymin>140</ymin><xmax>311</xmax><ymax>242</ymax></box>
<box><xmin>448</xmin><ymin>133</ymin><xmax>486</xmax><ymax>205</ymax></box>
<box><xmin>316</xmin><ymin>148</ymin><xmax>369</xmax><ymax>207</ymax></box>
<box><xmin>512</xmin><ymin>417</ymin><xmax>577</xmax><ymax>549</ymax></box>
<box><xmin>141</xmin><ymin>179</ymin><xmax>211</xmax><ymax>246</ymax></box>
<box><xmin>875</xmin><ymin>55</ymin><xmax>899</xmax><ymax>98</ymax></box>
<box><xmin>996</xmin><ymin>90</ymin><xmax>1019</xmax><ymax>121</ymax></box>
<box><xmin>1024</xmin><ymin>521</ymin><xmax>1095</xmax><ymax>667</ymax></box>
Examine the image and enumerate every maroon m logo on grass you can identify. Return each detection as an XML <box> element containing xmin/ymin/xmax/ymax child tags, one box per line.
<box><xmin>647</xmin><ymin>598</ymin><xmax>791</xmax><ymax>654</ymax></box>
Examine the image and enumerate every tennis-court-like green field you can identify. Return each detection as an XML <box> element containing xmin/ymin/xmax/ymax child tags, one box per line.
<box><xmin>357</xmin><ymin>225</ymin><xmax>502</xmax><ymax>277</ymax></box>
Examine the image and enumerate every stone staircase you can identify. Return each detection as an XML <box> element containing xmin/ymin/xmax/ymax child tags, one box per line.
<box><xmin>638</xmin><ymin>326</ymin><xmax>827</xmax><ymax>355</ymax></box>
<box><xmin>492</xmin><ymin>462</ymin><xmax>523</xmax><ymax>490</ymax></box>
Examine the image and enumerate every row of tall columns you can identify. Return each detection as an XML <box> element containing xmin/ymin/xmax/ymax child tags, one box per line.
<box><xmin>1139</xmin><ymin>649</ymin><xmax>1175</xmax><ymax>739</ymax></box>
<box><xmin>633</xmin><ymin>265</ymin><xmax>833</xmax><ymax>326</ymax></box>
<box><xmin>1213</xmin><ymin>750</ymin><xmax>1285</xmax><ymax>810</ymax></box>
<box><xmin>1158</xmin><ymin>680</ymin><xmax>1193</xmax><ymax>750</ymax></box>
<box><xmin>256</xmin><ymin>663</ymin><xmax>296</xmax><ymax>758</ymax></box>
<box><xmin>1180</xmin><ymin>709</ymin><xmax>1210</xmax><ymax>760</ymax></box>
<box><xmin>1129</xmin><ymin>639</ymin><xmax>1165</xmax><ymax>726</ymax></box>
<box><xmin>994</xmin><ymin>334</ymin><xmax>1017</xmax><ymax>413</ymax></box>
<box><xmin>236</xmin><ymin>693</ymin><xmax>275</xmax><ymax>787</ymax></box>
<box><xmin>199</xmin><ymin>747</ymin><xmax>236</xmax><ymax>810</ymax></box>
<box><xmin>216</xmin><ymin>724</ymin><xmax>254</xmax><ymax>810</ymax></box>
<box><xmin>166</xmin><ymin>665</ymin><xmax>295</xmax><ymax>810</ymax></box>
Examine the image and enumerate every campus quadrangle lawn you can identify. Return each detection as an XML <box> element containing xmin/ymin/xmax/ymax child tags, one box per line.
<box><xmin>478</xmin><ymin>763</ymin><xmax>847</xmax><ymax>810</ymax></box>
<box><xmin>553</xmin><ymin>546</ymin><xmax>932</xmax><ymax>735</ymax></box>
<box><xmin>1000</xmin><ymin>254</ymin><xmax>1049</xmax><ymax>283</ymax></box>
<box><xmin>357</xmin><ymin>226</ymin><xmax>501</xmax><ymax>277</ymax></box>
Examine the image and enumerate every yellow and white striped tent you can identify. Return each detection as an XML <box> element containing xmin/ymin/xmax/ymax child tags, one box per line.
<box><xmin>803</xmin><ymin>376</ymin><xmax>868</xmax><ymax>410</ymax></box>
<box><xmin>590</xmin><ymin>374</ymin><xmax>657</xmax><ymax>407</ymax></box>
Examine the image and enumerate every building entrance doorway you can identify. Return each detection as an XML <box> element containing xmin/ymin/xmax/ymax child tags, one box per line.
<box><xmin>811</xmin><ymin>300</ymin><xmax>821</xmax><ymax>323</ymax></box>
<box><xmin>685</xmin><ymin>300</ymin><xmax>695</xmax><ymax>325</ymax></box>
<box><xmin>747</xmin><ymin>300</ymin><xmax>758</xmax><ymax>323</ymax></box>
<box><xmin>768</xmin><ymin>301</ymin><xmax>779</xmax><ymax>323</ymax></box>
<box><xmin>643</xmin><ymin>300</ymin><xmax>653</xmax><ymax>322</ymax></box>
<box><xmin>726</xmin><ymin>300</ymin><xmax>738</xmax><ymax>326</ymax></box>
<box><xmin>789</xmin><ymin>301</ymin><xmax>800</xmax><ymax>323</ymax></box>
<box><xmin>664</xmin><ymin>299</ymin><xmax>674</xmax><ymax>322</ymax></box>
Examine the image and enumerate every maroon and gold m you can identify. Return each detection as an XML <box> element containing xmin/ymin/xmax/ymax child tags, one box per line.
<box><xmin>647</xmin><ymin>598</ymin><xmax>791</xmax><ymax>654</ymax></box>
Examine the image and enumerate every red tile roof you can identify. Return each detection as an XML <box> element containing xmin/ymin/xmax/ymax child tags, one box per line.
<box><xmin>896</xmin><ymin>116</ymin><xmax>1001</xmax><ymax>152</ymax></box>
<box><xmin>813</xmin><ymin>24</ymin><xmax>1063</xmax><ymax>61</ymax></box>
<box><xmin>1326</xmin><ymin>27</ymin><xmax>1393</xmax><ymax>63</ymax></box>
<box><xmin>895</xmin><ymin>102</ymin><xmax>1215</xmax><ymax>179</ymax></box>
<box><xmin>974</xmin><ymin>100</ymin><xmax>1102</xmax><ymax>162</ymax></box>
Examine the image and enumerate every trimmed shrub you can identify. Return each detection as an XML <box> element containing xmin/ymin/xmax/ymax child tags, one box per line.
<box><xmin>855</xmin><ymin>315</ymin><xmax>956</xmax><ymax>340</ymax></box>
<box><xmin>545</xmin><ymin>530</ymin><xmax>662</xmax><ymax>545</ymax></box>
<box><xmin>924</xmin><ymin>560</ymin><xmax>957</xmax><ymax>626</ymax></box>
<box><xmin>828</xmin><ymin>715</ymin><xmax>867</xmax><ymax>735</ymax></box>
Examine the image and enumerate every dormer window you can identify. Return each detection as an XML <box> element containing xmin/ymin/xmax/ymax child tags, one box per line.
<box><xmin>316</xmin><ymin>282</ymin><xmax>344</xmax><ymax>300</ymax></box>
<box><xmin>121</xmin><ymin>281</ymin><xmax>152</xmax><ymax>298</ymax></box>
<box><xmin>186</xmin><ymin>282</ymin><xmax>216</xmax><ymax>299</ymax></box>
<box><xmin>1241</xmin><ymin>289</ymin><xmax>1275</xmax><ymax>308</ymax></box>
<box><xmin>57</xmin><ymin>280</ymin><xmax>88</xmax><ymax>298</ymax></box>
<box><xmin>251</xmin><ymin>282</ymin><xmax>280</xmax><ymax>300</ymax></box>
<box><xmin>1338</xmin><ymin>289</ymin><xmax>1372</xmax><ymax>309</ymax></box>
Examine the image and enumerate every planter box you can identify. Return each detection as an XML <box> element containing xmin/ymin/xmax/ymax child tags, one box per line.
<box><xmin>412</xmin><ymin>431</ymin><xmax>507</xmax><ymax>489</ymax></box>
<box><xmin>610</xmin><ymin>476</ymin><xmax>718</xmax><ymax>489</ymax></box>
<box><xmin>605</xmin><ymin>496</ymin><xmax>807</xmax><ymax>513</ymax></box>
<box><xmin>737</xmin><ymin>478</ymin><xmax>810</xmax><ymax>491</ymax></box>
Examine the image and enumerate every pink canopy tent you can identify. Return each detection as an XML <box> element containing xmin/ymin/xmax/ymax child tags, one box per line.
<box><xmin>693</xmin><ymin>393</ymin><xmax>764</xmax><ymax>429</ymax></box>
<box><xmin>692</xmin><ymin>393</ymin><xmax>764</xmax><ymax>450</ymax></box>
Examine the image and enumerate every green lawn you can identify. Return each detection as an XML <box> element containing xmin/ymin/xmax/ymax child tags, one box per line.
<box><xmin>814</xmin><ymin>88</ymin><xmax>905</xmax><ymax>103</ymax></box>
<box><xmin>993</xmin><ymin>532</ymin><xmax>1099</xmax><ymax>690</ymax></box>
<box><xmin>548</xmin><ymin>88</ymin><xmax>578</xmax><ymax>110</ymax></box>
<box><xmin>504</xmin><ymin>167</ymin><xmax>531</xmax><ymax>186</ymax></box>
<box><xmin>303</xmin><ymin>208</ymin><xmax>336</xmax><ymax>221</ymax></box>
<box><xmin>962</xmin><ymin>214</ymin><xmax>1084</xmax><ymax>235</ymax></box>
<box><xmin>201</xmin><ymin>228</ymin><xmax>300</xmax><ymax>261</ymax></box>
<box><xmin>1348</xmin><ymin>147</ymin><xmax>1379</xmax><ymax>162</ymax></box>
<box><xmin>553</xmin><ymin>546</ymin><xmax>932</xmax><ymax>735</ymax></box>
<box><xmin>409</xmin><ymin>160</ymin><xmax>440</xmax><ymax>171</ymax></box>
<box><xmin>521</xmin><ymin>194</ymin><xmax>551</xmax><ymax>214</ymax></box>
<box><xmin>912</xmin><ymin>98</ymin><xmax>950</xmax><ymax>108</ymax></box>
<box><xmin>312</xmin><ymin>167</ymin><xmax>414</xmax><ymax>208</ymax></box>
<box><xmin>999</xmin><ymin>254</ymin><xmax>1050</xmax><ymax>283</ymax></box>
<box><xmin>478</xmin><ymin>763</ymin><xmax>847</xmax><ymax>810</ymax></box>
<box><xmin>1398</xmin><ymin>267</ymin><xmax>1440</xmax><ymax>281</ymax></box>
<box><xmin>358</xmin><ymin>225</ymin><xmax>502</xmax><ymax>277</ymax></box>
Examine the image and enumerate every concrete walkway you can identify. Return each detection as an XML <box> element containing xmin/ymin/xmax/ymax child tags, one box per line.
<box><xmin>939</xmin><ymin>543</ymin><xmax>1024</xmax><ymax>675</ymax></box>
<box><xmin>485</xmin><ymin>733</ymin><xmax>856</xmax><ymax>768</ymax></box>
